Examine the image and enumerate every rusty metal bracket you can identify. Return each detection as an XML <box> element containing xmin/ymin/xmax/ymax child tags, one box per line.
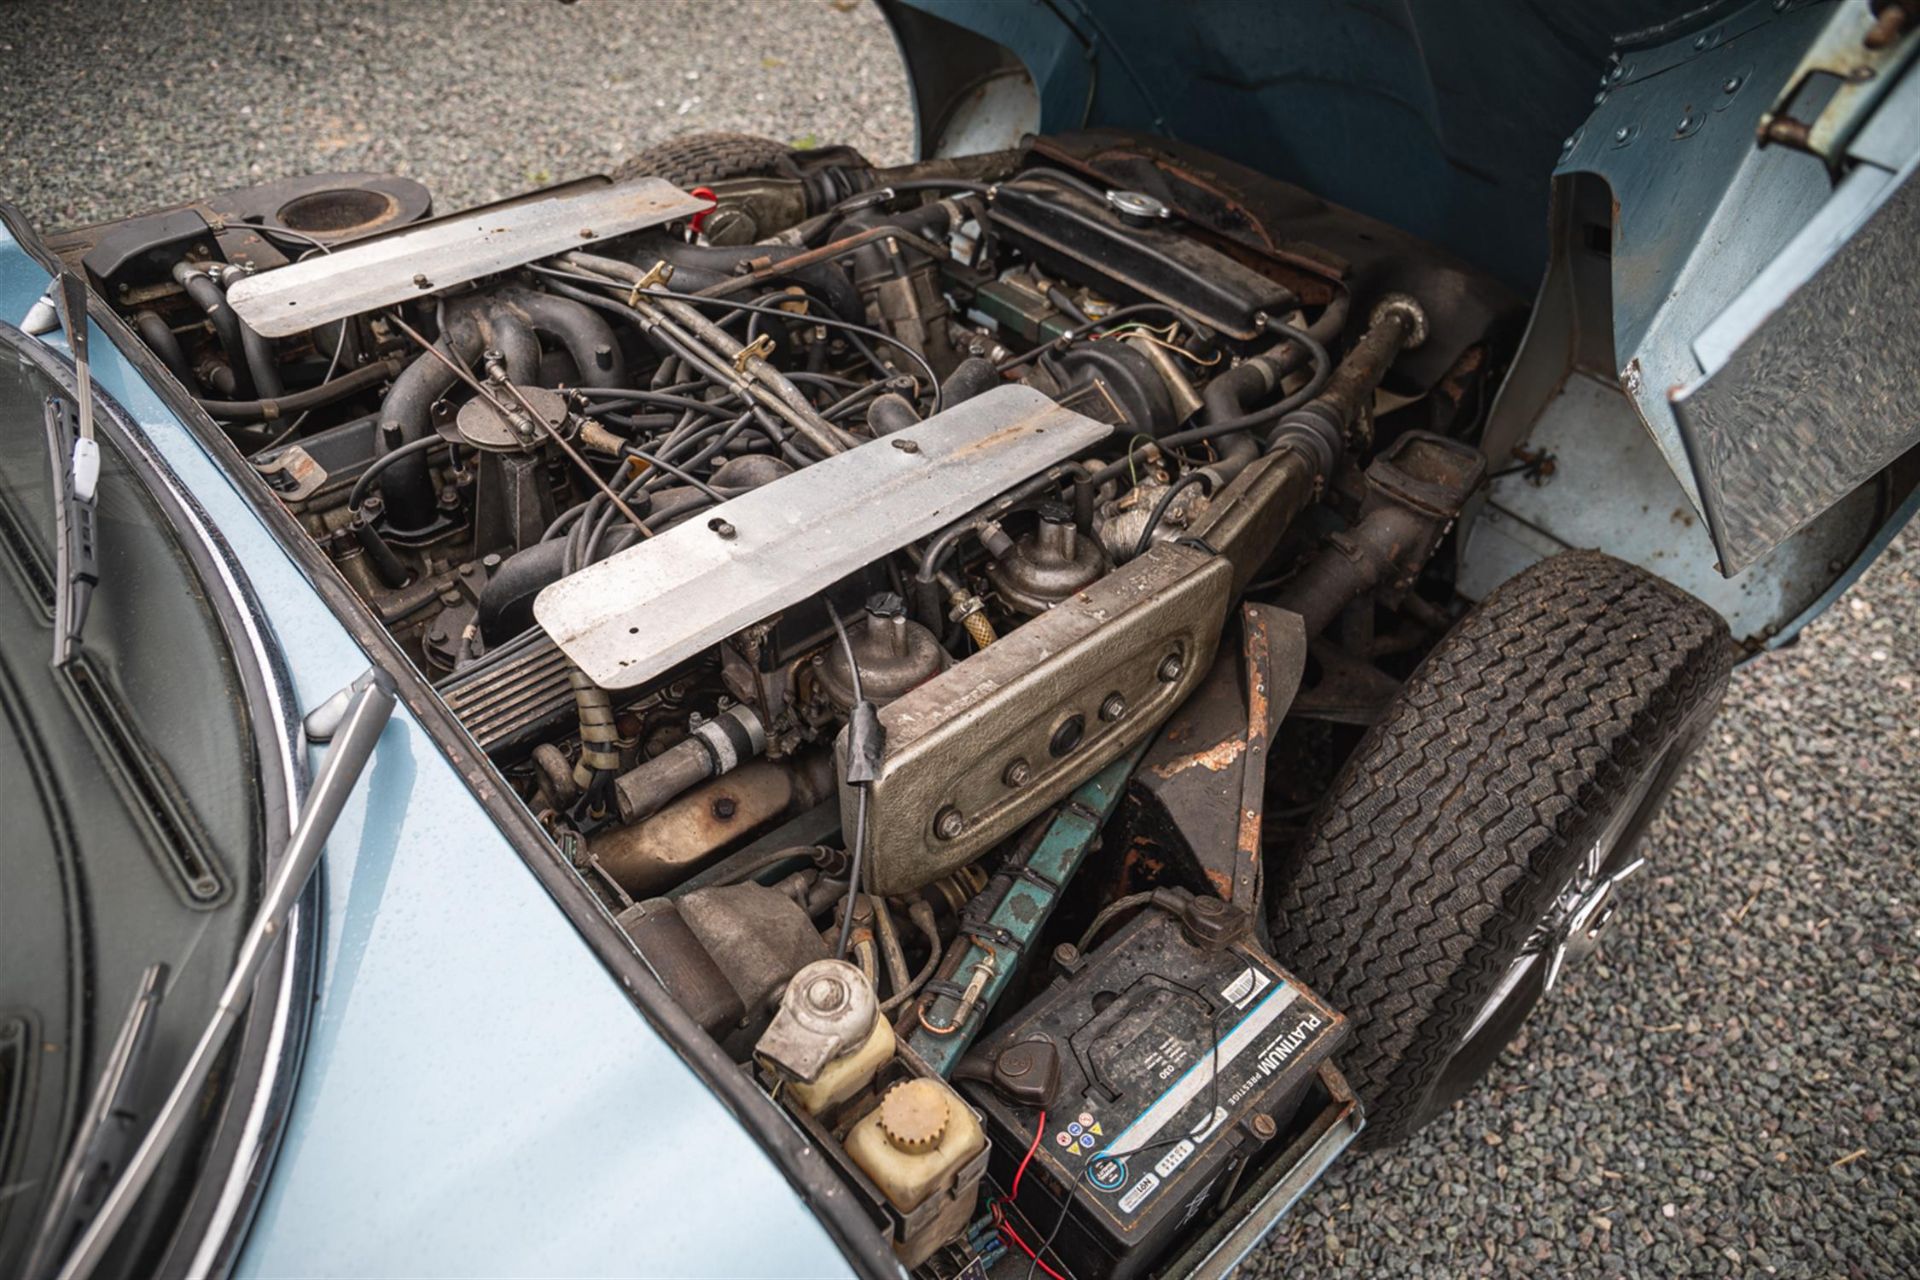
<box><xmin>1116</xmin><ymin>603</ymin><xmax>1307</xmax><ymax>926</ymax></box>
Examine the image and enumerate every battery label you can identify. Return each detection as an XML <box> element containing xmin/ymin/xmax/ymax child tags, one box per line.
<box><xmin>1084</xmin><ymin>978</ymin><xmax>1333</xmax><ymax>1225</ymax></box>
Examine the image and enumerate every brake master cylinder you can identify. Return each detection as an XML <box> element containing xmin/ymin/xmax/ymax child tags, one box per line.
<box><xmin>754</xmin><ymin>958</ymin><xmax>894</xmax><ymax>1115</ymax></box>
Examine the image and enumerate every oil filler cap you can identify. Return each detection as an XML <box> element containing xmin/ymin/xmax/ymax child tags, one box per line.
<box><xmin>878</xmin><ymin>1079</ymin><xmax>950</xmax><ymax>1154</ymax></box>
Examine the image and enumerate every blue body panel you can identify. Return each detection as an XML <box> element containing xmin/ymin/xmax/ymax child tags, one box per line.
<box><xmin>0</xmin><ymin>229</ymin><xmax>851</xmax><ymax>1279</ymax></box>
<box><xmin>889</xmin><ymin>0</ymin><xmax>1683</xmax><ymax>294</ymax></box>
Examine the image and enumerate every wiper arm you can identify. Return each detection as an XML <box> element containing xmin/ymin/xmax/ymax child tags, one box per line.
<box><xmin>43</xmin><ymin>271</ymin><xmax>100</xmax><ymax>667</ymax></box>
<box><xmin>20</xmin><ymin>965</ymin><xmax>168</xmax><ymax>1280</ymax></box>
<box><xmin>47</xmin><ymin>669</ymin><xmax>397</xmax><ymax>1280</ymax></box>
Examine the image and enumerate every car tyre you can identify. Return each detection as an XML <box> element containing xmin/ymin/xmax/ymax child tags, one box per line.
<box><xmin>1269</xmin><ymin>550</ymin><xmax>1732</xmax><ymax>1146</ymax></box>
<box><xmin>613</xmin><ymin>132</ymin><xmax>793</xmax><ymax>187</ymax></box>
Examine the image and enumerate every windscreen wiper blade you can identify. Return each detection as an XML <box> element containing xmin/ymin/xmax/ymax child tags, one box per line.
<box><xmin>47</xmin><ymin>669</ymin><xmax>397</xmax><ymax>1280</ymax></box>
<box><xmin>42</xmin><ymin>394</ymin><xmax>99</xmax><ymax>667</ymax></box>
<box><xmin>43</xmin><ymin>271</ymin><xmax>100</xmax><ymax>667</ymax></box>
<box><xmin>19</xmin><ymin>965</ymin><xmax>168</xmax><ymax>1280</ymax></box>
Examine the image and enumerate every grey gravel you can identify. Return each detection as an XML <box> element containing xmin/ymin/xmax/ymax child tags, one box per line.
<box><xmin>3</xmin><ymin>4</ymin><xmax>1915</xmax><ymax>1277</ymax></box>
<box><xmin>0</xmin><ymin>0</ymin><xmax>914</xmax><ymax>229</ymax></box>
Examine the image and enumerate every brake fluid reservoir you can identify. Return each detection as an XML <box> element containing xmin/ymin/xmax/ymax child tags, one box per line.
<box><xmin>846</xmin><ymin>1077</ymin><xmax>988</xmax><ymax>1263</ymax></box>
<box><xmin>787</xmin><ymin>1017</ymin><xmax>894</xmax><ymax>1116</ymax></box>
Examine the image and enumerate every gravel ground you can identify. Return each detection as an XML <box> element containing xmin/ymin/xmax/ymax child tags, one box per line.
<box><xmin>3</xmin><ymin>3</ymin><xmax>1914</xmax><ymax>1277</ymax></box>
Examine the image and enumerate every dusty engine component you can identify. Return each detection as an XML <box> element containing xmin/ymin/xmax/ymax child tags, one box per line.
<box><xmin>593</xmin><ymin>754</ymin><xmax>836</xmax><ymax>897</ymax></box>
<box><xmin>611</xmin><ymin>704</ymin><xmax>767</xmax><ymax>823</ymax></box>
<box><xmin>990</xmin><ymin>179</ymin><xmax>1297</xmax><ymax>341</ymax></box>
<box><xmin>985</xmin><ymin>503</ymin><xmax>1110</xmax><ymax>615</ymax></box>
<box><xmin>850</xmin><ymin>541</ymin><xmax>1230</xmax><ymax>896</ymax></box>
<box><xmin>813</xmin><ymin>593</ymin><xmax>950</xmax><ymax>710</ymax></box>
<box><xmin>617</xmin><ymin>880</ymin><xmax>828</xmax><ymax>1046</ymax></box>
<box><xmin>1272</xmin><ymin>430</ymin><xmax>1486</xmax><ymax>637</ymax></box>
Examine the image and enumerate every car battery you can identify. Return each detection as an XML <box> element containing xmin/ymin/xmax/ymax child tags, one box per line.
<box><xmin>962</xmin><ymin>897</ymin><xmax>1344</xmax><ymax>1280</ymax></box>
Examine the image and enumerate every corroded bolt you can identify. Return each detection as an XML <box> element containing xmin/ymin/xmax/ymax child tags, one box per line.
<box><xmin>712</xmin><ymin>796</ymin><xmax>738</xmax><ymax>820</ymax></box>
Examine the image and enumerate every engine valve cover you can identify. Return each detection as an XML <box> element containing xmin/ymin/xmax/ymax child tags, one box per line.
<box><xmin>847</xmin><ymin>541</ymin><xmax>1230</xmax><ymax>895</ymax></box>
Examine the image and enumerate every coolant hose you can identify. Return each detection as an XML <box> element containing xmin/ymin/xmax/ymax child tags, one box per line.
<box><xmin>133</xmin><ymin>309</ymin><xmax>196</xmax><ymax>389</ymax></box>
<box><xmin>173</xmin><ymin>263</ymin><xmax>257</xmax><ymax>399</ymax></box>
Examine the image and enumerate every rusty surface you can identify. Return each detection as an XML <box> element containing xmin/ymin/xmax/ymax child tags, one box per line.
<box><xmin>1230</xmin><ymin>603</ymin><xmax>1305</xmax><ymax>916</ymax></box>
<box><xmin>590</xmin><ymin>760</ymin><xmax>800</xmax><ymax>896</ymax></box>
<box><xmin>1116</xmin><ymin>603</ymin><xmax>1307</xmax><ymax>916</ymax></box>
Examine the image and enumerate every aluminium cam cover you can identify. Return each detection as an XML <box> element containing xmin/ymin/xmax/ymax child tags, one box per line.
<box><xmin>850</xmin><ymin>541</ymin><xmax>1232</xmax><ymax>895</ymax></box>
<box><xmin>534</xmin><ymin>385</ymin><xmax>1111</xmax><ymax>690</ymax></box>
<box><xmin>227</xmin><ymin>177</ymin><xmax>711</xmax><ymax>338</ymax></box>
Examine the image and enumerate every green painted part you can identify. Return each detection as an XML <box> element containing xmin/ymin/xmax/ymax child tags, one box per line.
<box><xmin>909</xmin><ymin>749</ymin><xmax>1143</xmax><ymax>1076</ymax></box>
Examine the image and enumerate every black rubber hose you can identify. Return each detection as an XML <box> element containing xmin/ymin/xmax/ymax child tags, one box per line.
<box><xmin>480</xmin><ymin>484</ymin><xmax>721</xmax><ymax>642</ymax></box>
<box><xmin>237</xmin><ymin>316</ymin><xmax>284</xmax><ymax>400</ymax></box>
<box><xmin>939</xmin><ymin>355</ymin><xmax>1000</xmax><ymax>408</ymax></box>
<box><xmin>641</xmin><ymin>239</ymin><xmax>863</xmax><ymax>323</ymax></box>
<box><xmin>1195</xmin><ymin>353</ymin><xmax>1284</xmax><ymax>489</ymax></box>
<box><xmin>866</xmin><ymin>393</ymin><xmax>919</xmax><ymax>435</ymax></box>
<box><xmin>133</xmin><ymin>310</ymin><xmax>197</xmax><ymax>389</ymax></box>
<box><xmin>176</xmin><ymin>269</ymin><xmax>256</xmax><ymax>399</ymax></box>
<box><xmin>201</xmin><ymin>356</ymin><xmax>406</xmax><ymax>422</ymax></box>
<box><xmin>349</xmin><ymin>435</ymin><xmax>444</xmax><ymax>511</ymax></box>
<box><xmin>1087</xmin><ymin>318</ymin><xmax>1332</xmax><ymax>488</ymax></box>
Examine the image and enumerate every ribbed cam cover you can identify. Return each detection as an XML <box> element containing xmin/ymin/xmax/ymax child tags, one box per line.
<box><xmin>533</xmin><ymin>386</ymin><xmax>1111</xmax><ymax>690</ymax></box>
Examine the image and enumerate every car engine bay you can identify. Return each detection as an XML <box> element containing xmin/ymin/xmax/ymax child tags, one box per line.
<box><xmin>59</xmin><ymin>131</ymin><xmax>1526</xmax><ymax>1277</ymax></box>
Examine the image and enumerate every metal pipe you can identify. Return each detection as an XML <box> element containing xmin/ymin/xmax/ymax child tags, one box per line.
<box><xmin>613</xmin><ymin>705</ymin><xmax>767</xmax><ymax>823</ymax></box>
<box><xmin>559</xmin><ymin>251</ymin><xmax>856</xmax><ymax>457</ymax></box>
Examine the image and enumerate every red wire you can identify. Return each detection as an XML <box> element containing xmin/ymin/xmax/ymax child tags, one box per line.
<box><xmin>998</xmin><ymin>1215</ymin><xmax>1072</xmax><ymax>1280</ymax></box>
<box><xmin>997</xmin><ymin>1111</ymin><xmax>1072</xmax><ymax>1280</ymax></box>
<box><xmin>1011</xmin><ymin>1109</ymin><xmax>1046</xmax><ymax>1200</ymax></box>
